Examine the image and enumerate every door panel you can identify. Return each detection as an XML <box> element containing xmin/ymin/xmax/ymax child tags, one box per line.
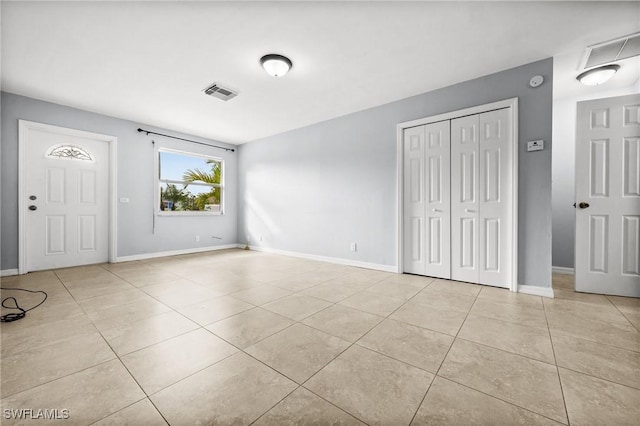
<box><xmin>460</xmin><ymin>152</ymin><xmax>476</xmax><ymax>203</ymax></box>
<box><xmin>623</xmin><ymin>137</ymin><xmax>640</xmax><ymax>196</ymax></box>
<box><xmin>460</xmin><ymin>217</ymin><xmax>475</xmax><ymax>268</ymax></box>
<box><xmin>622</xmin><ymin>215</ymin><xmax>640</xmax><ymax>275</ymax></box>
<box><xmin>576</xmin><ymin>94</ymin><xmax>640</xmax><ymax>297</ymax></box>
<box><xmin>78</xmin><ymin>215</ymin><xmax>97</xmax><ymax>251</ymax></box>
<box><xmin>46</xmin><ymin>215</ymin><xmax>66</xmax><ymax>255</ymax></box>
<box><xmin>590</xmin><ymin>139</ymin><xmax>609</xmax><ymax>197</ymax></box>
<box><xmin>46</xmin><ymin>168</ymin><xmax>66</xmax><ymax>204</ymax></box>
<box><xmin>429</xmin><ymin>217</ymin><xmax>442</xmax><ymax>264</ymax></box>
<box><xmin>79</xmin><ymin>169</ymin><xmax>97</xmax><ymax>204</ymax></box>
<box><xmin>484</xmin><ymin>218</ymin><xmax>500</xmax><ymax>272</ymax></box>
<box><xmin>588</xmin><ymin>215</ymin><xmax>608</xmax><ymax>273</ymax></box>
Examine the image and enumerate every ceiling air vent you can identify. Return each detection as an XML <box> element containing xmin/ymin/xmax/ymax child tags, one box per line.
<box><xmin>582</xmin><ymin>32</ymin><xmax>640</xmax><ymax>69</ymax></box>
<box><xmin>203</xmin><ymin>82</ymin><xmax>238</xmax><ymax>101</ymax></box>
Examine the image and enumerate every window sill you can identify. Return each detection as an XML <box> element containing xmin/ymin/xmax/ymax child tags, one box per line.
<box><xmin>156</xmin><ymin>211</ymin><xmax>223</xmax><ymax>217</ymax></box>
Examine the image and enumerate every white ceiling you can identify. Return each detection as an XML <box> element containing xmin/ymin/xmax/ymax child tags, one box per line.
<box><xmin>2</xmin><ymin>1</ymin><xmax>639</xmax><ymax>144</ymax></box>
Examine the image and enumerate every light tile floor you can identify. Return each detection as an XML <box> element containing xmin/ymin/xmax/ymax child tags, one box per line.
<box><xmin>1</xmin><ymin>249</ymin><xmax>638</xmax><ymax>425</ymax></box>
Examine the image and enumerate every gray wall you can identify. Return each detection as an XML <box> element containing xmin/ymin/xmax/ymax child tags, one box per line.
<box><xmin>239</xmin><ymin>58</ymin><xmax>554</xmax><ymax>287</ymax></box>
<box><xmin>1</xmin><ymin>92</ymin><xmax>238</xmax><ymax>270</ymax></box>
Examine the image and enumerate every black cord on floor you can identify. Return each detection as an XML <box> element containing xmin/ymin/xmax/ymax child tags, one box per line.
<box><xmin>0</xmin><ymin>288</ymin><xmax>48</xmax><ymax>322</ymax></box>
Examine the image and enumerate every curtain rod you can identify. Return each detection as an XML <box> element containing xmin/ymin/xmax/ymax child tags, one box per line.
<box><xmin>137</xmin><ymin>128</ymin><xmax>235</xmax><ymax>152</ymax></box>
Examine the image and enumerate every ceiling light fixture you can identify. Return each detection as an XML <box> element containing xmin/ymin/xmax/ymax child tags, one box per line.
<box><xmin>260</xmin><ymin>54</ymin><xmax>292</xmax><ymax>77</ymax></box>
<box><xmin>576</xmin><ymin>64</ymin><xmax>620</xmax><ymax>86</ymax></box>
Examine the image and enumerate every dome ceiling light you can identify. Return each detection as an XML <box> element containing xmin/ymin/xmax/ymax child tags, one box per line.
<box><xmin>576</xmin><ymin>64</ymin><xmax>620</xmax><ymax>86</ymax></box>
<box><xmin>260</xmin><ymin>54</ymin><xmax>293</xmax><ymax>77</ymax></box>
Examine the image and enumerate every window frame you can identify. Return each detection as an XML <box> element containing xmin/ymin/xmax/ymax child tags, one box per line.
<box><xmin>156</xmin><ymin>147</ymin><xmax>225</xmax><ymax>216</ymax></box>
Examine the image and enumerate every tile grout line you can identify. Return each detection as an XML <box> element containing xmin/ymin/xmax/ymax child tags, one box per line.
<box><xmin>435</xmin><ymin>375</ymin><xmax>570</xmax><ymax>425</ymax></box>
<box><xmin>606</xmin><ymin>295</ymin><xmax>640</xmax><ymax>333</ymax></box>
<box><xmin>424</xmin><ymin>288</ymin><xmax>569</xmax><ymax>426</ymax></box>
<box><xmin>64</xmin><ymin>273</ymin><xmax>173</xmax><ymax>424</ymax></box>
<box><xmin>200</xmin><ymin>308</ymin><xmax>371</xmax><ymax>425</ymax></box>
<box><xmin>254</xmin><ymin>279</ymin><xmax>436</xmax><ymax>425</ymax></box>
<box><xmin>542</xmin><ymin>299</ymin><xmax>571</xmax><ymax>425</ymax></box>
<box><xmin>407</xmin><ymin>284</ymin><xmax>482</xmax><ymax>425</ymax></box>
<box><xmin>86</xmin><ymin>396</ymin><xmax>168</xmax><ymax>426</ymax></box>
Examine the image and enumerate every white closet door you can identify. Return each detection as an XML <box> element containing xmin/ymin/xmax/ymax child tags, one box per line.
<box><xmin>478</xmin><ymin>108</ymin><xmax>512</xmax><ymax>287</ymax></box>
<box><xmin>403</xmin><ymin>125</ymin><xmax>426</xmax><ymax>275</ymax></box>
<box><xmin>424</xmin><ymin>121</ymin><xmax>451</xmax><ymax>279</ymax></box>
<box><xmin>451</xmin><ymin>115</ymin><xmax>480</xmax><ymax>283</ymax></box>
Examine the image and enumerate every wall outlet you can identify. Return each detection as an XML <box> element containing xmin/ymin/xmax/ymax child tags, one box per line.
<box><xmin>195</xmin><ymin>235</ymin><xmax>200</xmax><ymax>242</ymax></box>
<box><xmin>350</xmin><ymin>243</ymin><xmax>357</xmax><ymax>252</ymax></box>
<box><xmin>527</xmin><ymin>140</ymin><xmax>544</xmax><ymax>152</ymax></box>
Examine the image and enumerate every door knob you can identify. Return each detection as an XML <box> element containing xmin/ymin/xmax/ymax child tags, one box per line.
<box><xmin>29</xmin><ymin>195</ymin><xmax>37</xmax><ymax>200</ymax></box>
<box><xmin>578</xmin><ymin>202</ymin><xmax>590</xmax><ymax>209</ymax></box>
<box><xmin>432</xmin><ymin>208</ymin><xmax>442</xmax><ymax>212</ymax></box>
<box><xmin>28</xmin><ymin>205</ymin><xmax>37</xmax><ymax>211</ymax></box>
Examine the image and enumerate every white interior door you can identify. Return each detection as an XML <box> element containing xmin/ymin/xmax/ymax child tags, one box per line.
<box><xmin>451</xmin><ymin>109</ymin><xmax>512</xmax><ymax>288</ymax></box>
<box><xmin>478</xmin><ymin>108</ymin><xmax>512</xmax><ymax>287</ymax></box>
<box><xmin>424</xmin><ymin>121</ymin><xmax>451</xmax><ymax>279</ymax></box>
<box><xmin>403</xmin><ymin>125</ymin><xmax>426</xmax><ymax>275</ymax></box>
<box><xmin>403</xmin><ymin>121</ymin><xmax>451</xmax><ymax>278</ymax></box>
<box><xmin>575</xmin><ymin>94</ymin><xmax>640</xmax><ymax>297</ymax></box>
<box><xmin>451</xmin><ymin>114</ymin><xmax>480</xmax><ymax>283</ymax></box>
<box><xmin>22</xmin><ymin>122</ymin><xmax>111</xmax><ymax>272</ymax></box>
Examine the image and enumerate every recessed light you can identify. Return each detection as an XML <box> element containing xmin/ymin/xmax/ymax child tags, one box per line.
<box><xmin>260</xmin><ymin>54</ymin><xmax>292</xmax><ymax>77</ymax></box>
<box><xmin>576</xmin><ymin>64</ymin><xmax>620</xmax><ymax>86</ymax></box>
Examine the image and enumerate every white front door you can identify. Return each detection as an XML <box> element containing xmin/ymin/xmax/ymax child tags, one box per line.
<box><xmin>575</xmin><ymin>94</ymin><xmax>640</xmax><ymax>297</ymax></box>
<box><xmin>20</xmin><ymin>121</ymin><xmax>114</xmax><ymax>272</ymax></box>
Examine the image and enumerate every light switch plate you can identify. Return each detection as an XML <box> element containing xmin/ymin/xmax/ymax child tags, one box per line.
<box><xmin>527</xmin><ymin>140</ymin><xmax>544</xmax><ymax>152</ymax></box>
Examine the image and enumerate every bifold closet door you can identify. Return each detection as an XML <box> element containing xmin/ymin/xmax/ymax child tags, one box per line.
<box><xmin>403</xmin><ymin>121</ymin><xmax>451</xmax><ymax>278</ymax></box>
<box><xmin>451</xmin><ymin>108</ymin><xmax>512</xmax><ymax>288</ymax></box>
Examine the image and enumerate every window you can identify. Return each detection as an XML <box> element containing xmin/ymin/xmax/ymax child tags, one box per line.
<box><xmin>158</xmin><ymin>149</ymin><xmax>223</xmax><ymax>214</ymax></box>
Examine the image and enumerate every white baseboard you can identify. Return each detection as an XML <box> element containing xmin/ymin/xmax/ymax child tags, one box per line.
<box><xmin>552</xmin><ymin>266</ymin><xmax>574</xmax><ymax>275</ymax></box>
<box><xmin>0</xmin><ymin>269</ymin><xmax>19</xmax><ymax>277</ymax></box>
<box><xmin>247</xmin><ymin>245</ymin><xmax>397</xmax><ymax>273</ymax></box>
<box><xmin>518</xmin><ymin>284</ymin><xmax>554</xmax><ymax>298</ymax></box>
<box><xmin>115</xmin><ymin>244</ymin><xmax>240</xmax><ymax>263</ymax></box>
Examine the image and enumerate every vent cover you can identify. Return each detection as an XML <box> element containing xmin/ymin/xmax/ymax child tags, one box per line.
<box><xmin>583</xmin><ymin>32</ymin><xmax>640</xmax><ymax>69</ymax></box>
<box><xmin>203</xmin><ymin>83</ymin><xmax>238</xmax><ymax>101</ymax></box>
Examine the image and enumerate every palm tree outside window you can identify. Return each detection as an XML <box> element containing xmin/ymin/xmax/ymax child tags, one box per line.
<box><xmin>158</xmin><ymin>149</ymin><xmax>223</xmax><ymax>213</ymax></box>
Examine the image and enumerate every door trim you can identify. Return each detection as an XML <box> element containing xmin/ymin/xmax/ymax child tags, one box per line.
<box><xmin>18</xmin><ymin>120</ymin><xmax>118</xmax><ymax>274</ymax></box>
<box><xmin>396</xmin><ymin>98</ymin><xmax>519</xmax><ymax>291</ymax></box>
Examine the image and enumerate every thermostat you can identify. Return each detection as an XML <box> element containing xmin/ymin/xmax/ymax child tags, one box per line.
<box><xmin>527</xmin><ymin>140</ymin><xmax>544</xmax><ymax>152</ymax></box>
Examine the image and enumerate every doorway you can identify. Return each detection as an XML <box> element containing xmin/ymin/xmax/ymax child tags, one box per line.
<box><xmin>18</xmin><ymin>120</ymin><xmax>117</xmax><ymax>273</ymax></box>
<box><xmin>397</xmin><ymin>98</ymin><xmax>519</xmax><ymax>291</ymax></box>
<box><xmin>574</xmin><ymin>94</ymin><xmax>640</xmax><ymax>297</ymax></box>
